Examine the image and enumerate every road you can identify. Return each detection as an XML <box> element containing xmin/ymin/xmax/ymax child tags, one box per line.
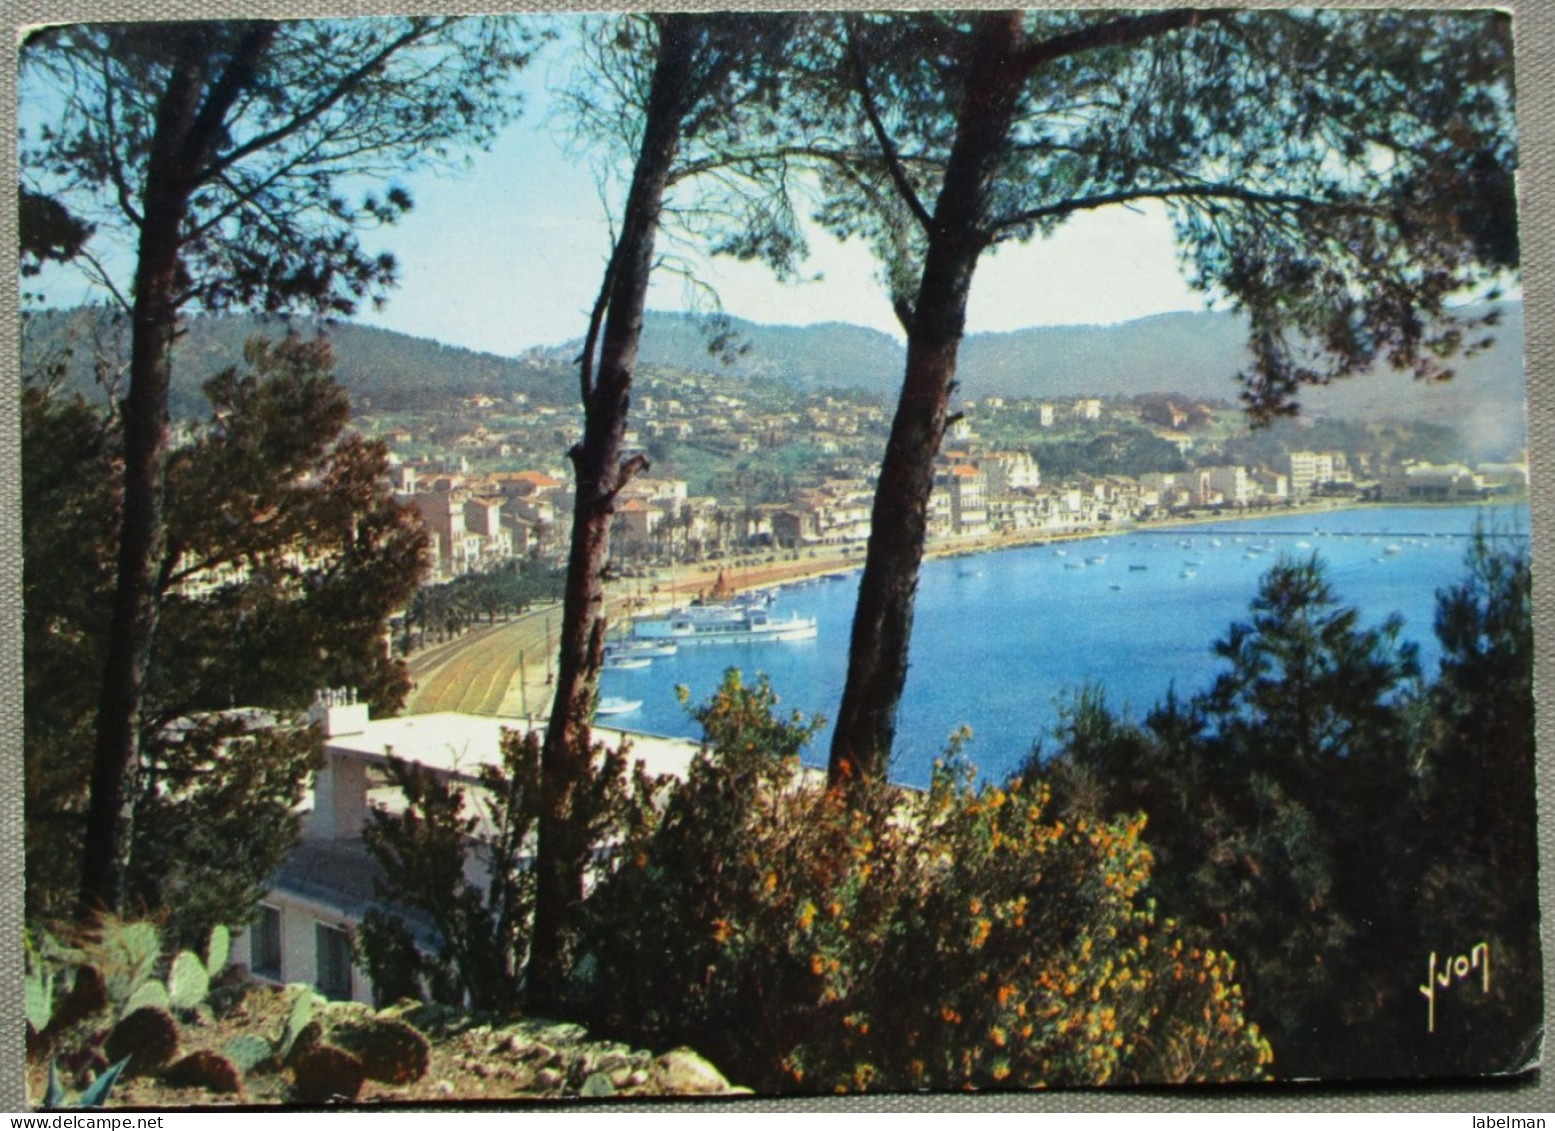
<box><xmin>404</xmin><ymin>604</ymin><xmax>561</xmax><ymax>718</ymax></box>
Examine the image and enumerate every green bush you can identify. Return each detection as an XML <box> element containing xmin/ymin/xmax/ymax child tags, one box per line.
<box><xmin>359</xmin><ymin>724</ymin><xmax>641</xmax><ymax>1014</ymax></box>
<box><xmin>1045</xmin><ymin>543</ymin><xmax>1541</xmax><ymax>1079</ymax></box>
<box><xmin>573</xmin><ymin>671</ymin><xmax>1271</xmax><ymax>1092</ymax></box>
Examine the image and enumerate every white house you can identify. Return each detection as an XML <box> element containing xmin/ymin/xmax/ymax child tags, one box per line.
<box><xmin>230</xmin><ymin>695</ymin><xmax>705</xmax><ymax>1005</ymax></box>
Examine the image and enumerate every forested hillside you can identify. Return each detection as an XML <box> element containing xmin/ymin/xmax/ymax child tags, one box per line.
<box><xmin>25</xmin><ymin>302</ymin><xmax>1524</xmax><ymax>448</ymax></box>
<box><xmin>21</xmin><ymin>309</ymin><xmax>578</xmax><ymax>415</ymax></box>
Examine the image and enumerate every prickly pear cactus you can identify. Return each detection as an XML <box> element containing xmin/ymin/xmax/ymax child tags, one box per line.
<box><xmin>221</xmin><ymin>1034</ymin><xmax>274</xmax><ymax>1076</ymax></box>
<box><xmin>278</xmin><ymin>987</ymin><xmax>323</xmax><ymax>1061</ymax></box>
<box><xmin>90</xmin><ymin>919</ymin><xmax>161</xmax><ymax>1015</ymax></box>
<box><xmin>167</xmin><ymin>951</ymin><xmax>210</xmax><ymax>1011</ymax></box>
<box><xmin>121</xmin><ymin>979</ymin><xmax>171</xmax><ymax>1015</ymax></box>
<box><xmin>24</xmin><ymin>964</ymin><xmax>54</xmax><ymax>1034</ymax></box>
<box><xmin>205</xmin><ymin>925</ymin><xmax>231</xmax><ymax>976</ymax></box>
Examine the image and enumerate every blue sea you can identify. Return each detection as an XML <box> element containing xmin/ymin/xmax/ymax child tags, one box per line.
<box><xmin>600</xmin><ymin>504</ymin><xmax>1530</xmax><ymax>787</ymax></box>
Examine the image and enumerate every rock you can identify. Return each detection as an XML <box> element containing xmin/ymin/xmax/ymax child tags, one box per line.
<box><xmin>525</xmin><ymin>1021</ymin><xmax>587</xmax><ymax>1045</ymax></box>
<box><xmin>580</xmin><ymin>1072</ymin><xmax>617</xmax><ymax>1099</ymax></box>
<box><xmin>506</xmin><ymin>1064</ymin><xmax>536</xmax><ymax>1090</ymax></box>
<box><xmin>654</xmin><ymin>1048</ymin><xmax>733</xmax><ymax>1095</ymax></box>
<box><xmin>533</xmin><ymin>1067</ymin><xmax>563</xmax><ymax>1091</ymax></box>
<box><xmin>329</xmin><ymin>1017</ymin><xmax>430</xmax><ymax>1084</ymax></box>
<box><xmin>593</xmin><ymin>1052</ymin><xmax>631</xmax><ymax>1076</ymax></box>
<box><xmin>404</xmin><ymin>1002</ymin><xmax>462</xmax><ymax>1033</ymax></box>
<box><xmin>104</xmin><ymin>1006</ymin><xmax>180</xmax><ymax>1077</ymax></box>
<box><xmin>434</xmin><ymin>1080</ymin><xmax>455</xmax><ymax>1096</ymax></box>
<box><xmin>608</xmin><ymin>1064</ymin><xmax>644</xmax><ymax>1088</ymax></box>
<box><xmin>519</xmin><ymin>1041</ymin><xmax>556</xmax><ymax>1065</ymax></box>
<box><xmin>290</xmin><ymin>1044</ymin><xmax>365</xmax><ymax>1104</ymax></box>
<box><xmin>163</xmin><ymin>1050</ymin><xmax>243</xmax><ymax>1096</ymax></box>
<box><xmin>490</xmin><ymin>1033</ymin><xmax>526</xmax><ymax>1057</ymax></box>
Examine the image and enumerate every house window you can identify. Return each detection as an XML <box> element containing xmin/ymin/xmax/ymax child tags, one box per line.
<box><xmin>316</xmin><ymin>923</ymin><xmax>353</xmax><ymax>1001</ymax></box>
<box><xmin>253</xmin><ymin>905</ymin><xmax>282</xmax><ymax>981</ymax></box>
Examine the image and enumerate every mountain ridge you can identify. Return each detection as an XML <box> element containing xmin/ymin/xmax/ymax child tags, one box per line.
<box><xmin>23</xmin><ymin>302</ymin><xmax>1526</xmax><ymax>449</ymax></box>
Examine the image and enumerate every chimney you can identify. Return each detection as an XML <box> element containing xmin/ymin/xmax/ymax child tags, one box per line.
<box><xmin>307</xmin><ymin>687</ymin><xmax>370</xmax><ymax>737</ymax></box>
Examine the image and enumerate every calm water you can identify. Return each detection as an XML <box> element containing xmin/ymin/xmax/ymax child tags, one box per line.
<box><xmin>600</xmin><ymin>504</ymin><xmax>1530</xmax><ymax>787</ymax></box>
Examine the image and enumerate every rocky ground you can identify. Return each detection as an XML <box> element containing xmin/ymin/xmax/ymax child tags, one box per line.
<box><xmin>29</xmin><ymin>979</ymin><xmax>748</xmax><ymax>1109</ymax></box>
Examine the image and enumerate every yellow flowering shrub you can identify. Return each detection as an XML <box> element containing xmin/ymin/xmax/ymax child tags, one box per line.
<box><xmin>571</xmin><ymin>671</ymin><xmax>1271</xmax><ymax>1093</ymax></box>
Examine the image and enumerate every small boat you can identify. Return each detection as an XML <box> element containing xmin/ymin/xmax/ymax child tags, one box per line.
<box><xmin>1128</xmin><ymin>564</ymin><xmax>1148</xmax><ymax>572</ymax></box>
<box><xmin>596</xmin><ymin>697</ymin><xmax>642</xmax><ymax>716</ymax></box>
<box><xmin>1085</xmin><ymin>555</ymin><xmax>1107</xmax><ymax>565</ymax></box>
<box><xmin>1109</xmin><ymin>584</ymin><xmax>1123</xmax><ymax>591</ymax></box>
<box><xmin>606</xmin><ymin>640</ymin><xmax>678</xmax><ymax>659</ymax></box>
<box><xmin>1384</xmin><ymin>544</ymin><xmax>1403</xmax><ymax>555</ymax></box>
<box><xmin>1180</xmin><ymin>568</ymin><xmax>1198</xmax><ymax>579</ymax></box>
<box><xmin>602</xmin><ymin>655</ymin><xmax>651</xmax><ymax>671</ymax></box>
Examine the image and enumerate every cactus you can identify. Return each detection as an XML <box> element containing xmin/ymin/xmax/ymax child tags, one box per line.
<box><xmin>278</xmin><ymin>987</ymin><xmax>323</xmax><ymax>1061</ymax></box>
<box><xmin>104</xmin><ymin>1006</ymin><xmax>180</xmax><ymax>1077</ymax></box>
<box><xmin>205</xmin><ymin>925</ymin><xmax>230</xmax><ymax>976</ymax></box>
<box><xmin>88</xmin><ymin>919</ymin><xmax>161</xmax><ymax>1014</ymax></box>
<box><xmin>221</xmin><ymin>1035</ymin><xmax>274</xmax><ymax>1076</ymax></box>
<box><xmin>163</xmin><ymin>1051</ymin><xmax>242</xmax><ymax>1095</ymax></box>
<box><xmin>122</xmin><ymin>980</ymin><xmax>171</xmax><ymax>1015</ymax></box>
<box><xmin>166</xmin><ymin>951</ymin><xmax>210</xmax><ymax>1011</ymax></box>
<box><xmin>290</xmin><ymin>1045</ymin><xmax>365</xmax><ymax>1104</ymax></box>
<box><xmin>24</xmin><ymin>965</ymin><xmax>54</xmax><ymax>1034</ymax></box>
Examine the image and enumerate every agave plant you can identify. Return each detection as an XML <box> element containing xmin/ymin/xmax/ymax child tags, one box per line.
<box><xmin>39</xmin><ymin>1058</ymin><xmax>131</xmax><ymax>1109</ymax></box>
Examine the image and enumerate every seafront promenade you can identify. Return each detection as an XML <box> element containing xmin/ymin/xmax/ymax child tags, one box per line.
<box><xmin>403</xmin><ymin>496</ymin><xmax>1507</xmax><ymax>726</ymax></box>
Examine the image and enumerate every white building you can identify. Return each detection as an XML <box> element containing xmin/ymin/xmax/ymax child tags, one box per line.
<box><xmin>1281</xmin><ymin>451</ymin><xmax>1336</xmax><ymax>499</ymax></box>
<box><xmin>981</xmin><ymin>451</ymin><xmax>1041</xmax><ymax>495</ymax></box>
<box><xmin>1203</xmin><ymin>465</ymin><xmax>1255</xmax><ymax>507</ymax></box>
<box><xmin>231</xmin><ymin>697</ymin><xmax>705</xmax><ymax>1005</ymax></box>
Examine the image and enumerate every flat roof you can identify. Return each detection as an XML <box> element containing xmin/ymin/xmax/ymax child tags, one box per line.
<box><xmin>324</xmin><ymin>713</ymin><xmax>703</xmax><ymax>783</ymax></box>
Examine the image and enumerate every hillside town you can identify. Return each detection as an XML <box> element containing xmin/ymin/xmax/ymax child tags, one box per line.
<box><xmin>367</xmin><ymin>376</ymin><xmax>1529</xmax><ymax>581</ymax></box>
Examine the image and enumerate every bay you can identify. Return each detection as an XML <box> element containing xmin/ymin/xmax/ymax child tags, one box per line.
<box><xmin>599</xmin><ymin>503</ymin><xmax>1530</xmax><ymax>787</ymax></box>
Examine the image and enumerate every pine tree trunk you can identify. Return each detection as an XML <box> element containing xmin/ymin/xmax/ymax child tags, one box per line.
<box><xmin>78</xmin><ymin>59</ymin><xmax>207</xmax><ymax>916</ymax></box>
<box><xmin>828</xmin><ymin>13</ymin><xmax>1029</xmax><ymax>785</ymax></box>
<box><xmin>528</xmin><ymin>15</ymin><xmax>698</xmax><ymax>1008</ymax></box>
<box><xmin>78</xmin><ymin>25</ymin><xmax>276</xmax><ymax>915</ymax></box>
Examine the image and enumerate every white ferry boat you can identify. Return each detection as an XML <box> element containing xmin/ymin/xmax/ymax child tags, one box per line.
<box><xmin>596</xmin><ymin>697</ymin><xmax>642</xmax><ymax>716</ymax></box>
<box><xmin>632</xmin><ymin>603</ymin><xmax>818</xmax><ymax>645</ymax></box>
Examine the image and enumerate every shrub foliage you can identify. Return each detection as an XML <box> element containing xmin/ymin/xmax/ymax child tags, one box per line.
<box><xmin>573</xmin><ymin>673</ymin><xmax>1272</xmax><ymax>1091</ymax></box>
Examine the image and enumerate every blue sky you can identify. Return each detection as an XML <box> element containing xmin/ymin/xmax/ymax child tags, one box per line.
<box><xmin>347</xmin><ymin>34</ymin><xmax>1209</xmax><ymax>356</ymax></box>
<box><xmin>13</xmin><ymin>17</ymin><xmax>1246</xmax><ymax>358</ymax></box>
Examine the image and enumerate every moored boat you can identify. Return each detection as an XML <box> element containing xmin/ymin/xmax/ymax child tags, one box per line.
<box><xmin>602</xmin><ymin>655</ymin><xmax>651</xmax><ymax>671</ymax></box>
<box><xmin>606</xmin><ymin>640</ymin><xmax>678</xmax><ymax>659</ymax></box>
<box><xmin>596</xmin><ymin>697</ymin><xmax>642</xmax><ymax>716</ymax></box>
<box><xmin>632</xmin><ymin>603</ymin><xmax>818</xmax><ymax>645</ymax></box>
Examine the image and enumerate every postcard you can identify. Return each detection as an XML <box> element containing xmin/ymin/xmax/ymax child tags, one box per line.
<box><xmin>13</xmin><ymin>6</ymin><xmax>1546</xmax><ymax>1109</ymax></box>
